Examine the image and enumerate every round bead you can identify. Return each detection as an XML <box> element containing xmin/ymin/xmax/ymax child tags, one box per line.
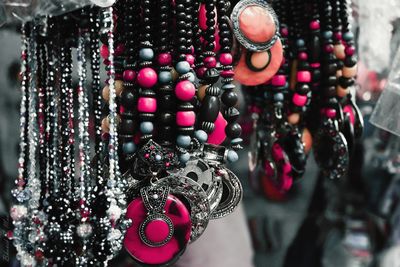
<box><xmin>158</xmin><ymin>71</ymin><xmax>172</xmax><ymax>84</ymax></box>
<box><xmin>293</xmin><ymin>93</ymin><xmax>307</xmax><ymax>107</ymax></box>
<box><xmin>140</xmin><ymin>122</ymin><xmax>154</xmax><ymax>134</ymax></box>
<box><xmin>137</xmin><ymin>97</ymin><xmax>157</xmax><ymax>113</ymax></box>
<box><xmin>100</xmin><ymin>44</ymin><xmax>109</xmax><ymax>59</ymax></box>
<box><xmin>176</xmin><ymin>111</ymin><xmax>196</xmax><ymax>127</ymax></box>
<box><xmin>194</xmin><ymin>130</ymin><xmax>208</xmax><ymax>143</ymax></box>
<box><xmin>342</xmin><ymin>65</ymin><xmax>358</xmax><ymax>78</ymax></box>
<box><xmin>322</xmin><ymin>31</ymin><xmax>333</xmax><ymax>39</ymax></box>
<box><xmin>177</xmin><ymin>135</ymin><xmax>191</xmax><ymax>148</ymax></box>
<box><xmin>123</xmin><ymin>70</ymin><xmax>136</xmax><ymax>82</ymax></box>
<box><xmin>123</xmin><ymin>142</ymin><xmax>137</xmax><ymax>154</ymax></box>
<box><xmin>227</xmin><ymin>150</ymin><xmax>239</xmax><ymax>163</ymax></box>
<box><xmin>298</xmin><ymin>52</ymin><xmax>308</xmax><ymax>61</ymax></box>
<box><xmin>288</xmin><ymin>113</ymin><xmax>300</xmax><ymax>125</ymax></box>
<box><xmin>309</xmin><ymin>20</ymin><xmax>320</xmax><ymax>30</ymax></box>
<box><xmin>176</xmin><ymin>61</ymin><xmax>191</xmax><ymax>74</ymax></box>
<box><xmin>155</xmin><ymin>155</ymin><xmax>162</xmax><ymax>161</ymax></box>
<box><xmin>179</xmin><ymin>153</ymin><xmax>190</xmax><ymax>164</ymax></box>
<box><xmin>222</xmin><ymin>91</ymin><xmax>238</xmax><ymax>107</ymax></box>
<box><xmin>345</xmin><ymin>46</ymin><xmax>356</xmax><ymax>56</ymax></box>
<box><xmin>158</xmin><ymin>53</ymin><xmax>172</xmax><ymax>66</ymax></box>
<box><xmin>102</xmin><ymin>85</ymin><xmax>110</xmax><ymax>102</ymax></box>
<box><xmin>115</xmin><ymin>80</ymin><xmax>124</xmax><ymax>96</ymax></box>
<box><xmin>296</xmin><ymin>39</ymin><xmax>305</xmax><ymax>47</ymax></box>
<box><xmin>186</xmin><ymin>54</ymin><xmax>195</xmax><ymax>66</ymax></box>
<box><xmin>220</xmin><ymin>53</ymin><xmax>233</xmax><ymax>65</ymax></box>
<box><xmin>325</xmin><ymin>108</ymin><xmax>337</xmax><ymax>118</ymax></box>
<box><xmin>343</xmin><ymin>31</ymin><xmax>354</xmax><ymax>41</ymax></box>
<box><xmin>175</xmin><ymin>80</ymin><xmax>196</xmax><ymax>101</ymax></box>
<box><xmin>139</xmin><ymin>48</ymin><xmax>154</xmax><ymax>61</ymax></box>
<box><xmin>274</xmin><ymin>93</ymin><xmax>284</xmax><ymax>102</ymax></box>
<box><xmin>226</xmin><ymin>123</ymin><xmax>242</xmax><ymax>138</ymax></box>
<box><xmin>204</xmin><ymin>56</ymin><xmax>217</xmax><ymax>68</ymax></box>
<box><xmin>137</xmin><ymin>68</ymin><xmax>158</xmax><ymax>88</ymax></box>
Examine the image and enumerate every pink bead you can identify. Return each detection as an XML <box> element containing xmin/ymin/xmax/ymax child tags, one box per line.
<box><xmin>176</xmin><ymin>111</ymin><xmax>196</xmax><ymax>127</ymax></box>
<box><xmin>297</xmin><ymin>71</ymin><xmax>311</xmax><ymax>83</ymax></box>
<box><xmin>311</xmin><ymin>63</ymin><xmax>321</xmax><ymax>68</ymax></box>
<box><xmin>123</xmin><ymin>69</ymin><xmax>136</xmax><ymax>82</ymax></box>
<box><xmin>175</xmin><ymin>80</ymin><xmax>196</xmax><ymax>101</ymax></box>
<box><xmin>281</xmin><ymin>27</ymin><xmax>289</xmax><ymax>37</ymax></box>
<box><xmin>309</xmin><ymin>20</ymin><xmax>320</xmax><ymax>30</ymax></box>
<box><xmin>271</xmin><ymin>75</ymin><xmax>286</xmax><ymax>86</ymax></box>
<box><xmin>196</xmin><ymin>67</ymin><xmax>207</xmax><ymax>78</ymax></box>
<box><xmin>292</xmin><ymin>93</ymin><xmax>307</xmax><ymax>107</ymax></box>
<box><xmin>158</xmin><ymin>53</ymin><xmax>172</xmax><ymax>66</ymax></box>
<box><xmin>137</xmin><ymin>68</ymin><xmax>158</xmax><ymax>88</ymax></box>
<box><xmin>186</xmin><ymin>54</ymin><xmax>195</xmax><ymax>66</ymax></box>
<box><xmin>334</xmin><ymin>32</ymin><xmax>342</xmax><ymax>41</ymax></box>
<box><xmin>115</xmin><ymin>43</ymin><xmax>125</xmax><ymax>56</ymax></box>
<box><xmin>298</xmin><ymin>52</ymin><xmax>308</xmax><ymax>61</ymax></box>
<box><xmin>204</xmin><ymin>56</ymin><xmax>217</xmax><ymax>68</ymax></box>
<box><xmin>345</xmin><ymin>46</ymin><xmax>356</xmax><ymax>56</ymax></box>
<box><xmin>221</xmin><ymin>70</ymin><xmax>234</xmax><ymax>78</ymax></box>
<box><xmin>100</xmin><ymin>44</ymin><xmax>109</xmax><ymax>59</ymax></box>
<box><xmin>325</xmin><ymin>108</ymin><xmax>337</xmax><ymax>118</ymax></box>
<box><xmin>324</xmin><ymin>44</ymin><xmax>334</xmax><ymax>53</ymax></box>
<box><xmin>138</xmin><ymin>97</ymin><xmax>157</xmax><ymax>113</ymax></box>
<box><xmin>220</xmin><ymin>53</ymin><xmax>233</xmax><ymax>65</ymax></box>
<box><xmin>120</xmin><ymin>106</ymin><xmax>125</xmax><ymax>114</ymax></box>
<box><xmin>208</xmin><ymin>112</ymin><xmax>227</xmax><ymax>145</ymax></box>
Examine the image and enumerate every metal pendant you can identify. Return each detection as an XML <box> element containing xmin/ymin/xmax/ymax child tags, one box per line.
<box><xmin>178</xmin><ymin>158</ymin><xmax>223</xmax><ymax>213</ymax></box>
<box><xmin>210</xmin><ymin>167</ymin><xmax>243</xmax><ymax>220</ymax></box>
<box><xmin>155</xmin><ymin>175</ymin><xmax>210</xmax><ymax>242</ymax></box>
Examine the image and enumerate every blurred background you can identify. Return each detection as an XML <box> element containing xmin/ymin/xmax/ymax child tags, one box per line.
<box><xmin>1</xmin><ymin>1</ymin><xmax>400</xmax><ymax>267</ymax></box>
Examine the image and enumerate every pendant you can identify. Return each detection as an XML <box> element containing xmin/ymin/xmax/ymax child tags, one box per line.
<box><xmin>314</xmin><ymin>119</ymin><xmax>349</xmax><ymax>179</ymax></box>
<box><xmin>124</xmin><ymin>186</ymin><xmax>191</xmax><ymax>266</ymax></box>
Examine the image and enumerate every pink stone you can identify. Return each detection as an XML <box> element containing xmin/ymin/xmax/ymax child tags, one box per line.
<box><xmin>204</xmin><ymin>56</ymin><xmax>217</xmax><ymax>68</ymax></box>
<box><xmin>297</xmin><ymin>71</ymin><xmax>311</xmax><ymax>83</ymax></box>
<box><xmin>186</xmin><ymin>54</ymin><xmax>195</xmax><ymax>66</ymax></box>
<box><xmin>309</xmin><ymin>20</ymin><xmax>320</xmax><ymax>30</ymax></box>
<box><xmin>207</xmin><ymin>112</ymin><xmax>227</xmax><ymax>145</ymax></box>
<box><xmin>298</xmin><ymin>52</ymin><xmax>308</xmax><ymax>61</ymax></box>
<box><xmin>220</xmin><ymin>53</ymin><xmax>233</xmax><ymax>65</ymax></box>
<box><xmin>239</xmin><ymin>5</ymin><xmax>276</xmax><ymax>43</ymax></box>
<box><xmin>100</xmin><ymin>44</ymin><xmax>109</xmax><ymax>59</ymax></box>
<box><xmin>271</xmin><ymin>75</ymin><xmax>286</xmax><ymax>86</ymax></box>
<box><xmin>138</xmin><ymin>97</ymin><xmax>157</xmax><ymax>113</ymax></box>
<box><xmin>325</xmin><ymin>108</ymin><xmax>337</xmax><ymax>118</ymax></box>
<box><xmin>137</xmin><ymin>68</ymin><xmax>158</xmax><ymax>88</ymax></box>
<box><xmin>175</xmin><ymin>81</ymin><xmax>196</xmax><ymax>101</ymax></box>
<box><xmin>123</xmin><ymin>70</ymin><xmax>136</xmax><ymax>82</ymax></box>
<box><xmin>158</xmin><ymin>53</ymin><xmax>172</xmax><ymax>66</ymax></box>
<box><xmin>176</xmin><ymin>111</ymin><xmax>196</xmax><ymax>127</ymax></box>
<box><xmin>345</xmin><ymin>46</ymin><xmax>356</xmax><ymax>56</ymax></box>
<box><xmin>292</xmin><ymin>93</ymin><xmax>307</xmax><ymax>107</ymax></box>
<box><xmin>144</xmin><ymin>219</ymin><xmax>171</xmax><ymax>243</ymax></box>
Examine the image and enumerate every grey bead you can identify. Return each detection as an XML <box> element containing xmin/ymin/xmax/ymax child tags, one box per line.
<box><xmin>177</xmin><ymin>135</ymin><xmax>191</xmax><ymax>148</ymax></box>
<box><xmin>296</xmin><ymin>39</ymin><xmax>305</xmax><ymax>47</ymax></box>
<box><xmin>179</xmin><ymin>152</ymin><xmax>190</xmax><ymax>163</ymax></box>
<box><xmin>194</xmin><ymin>130</ymin><xmax>208</xmax><ymax>143</ymax></box>
<box><xmin>155</xmin><ymin>154</ymin><xmax>162</xmax><ymax>161</ymax></box>
<box><xmin>139</xmin><ymin>48</ymin><xmax>154</xmax><ymax>61</ymax></box>
<box><xmin>159</xmin><ymin>71</ymin><xmax>172</xmax><ymax>84</ymax></box>
<box><xmin>187</xmin><ymin>72</ymin><xmax>196</xmax><ymax>83</ymax></box>
<box><xmin>343</xmin><ymin>31</ymin><xmax>354</xmax><ymax>41</ymax></box>
<box><xmin>122</xmin><ymin>142</ymin><xmax>136</xmax><ymax>154</ymax></box>
<box><xmin>222</xmin><ymin>83</ymin><xmax>235</xmax><ymax>90</ymax></box>
<box><xmin>322</xmin><ymin>31</ymin><xmax>333</xmax><ymax>39</ymax></box>
<box><xmin>227</xmin><ymin>150</ymin><xmax>239</xmax><ymax>163</ymax></box>
<box><xmin>274</xmin><ymin>93</ymin><xmax>284</xmax><ymax>102</ymax></box>
<box><xmin>140</xmin><ymin>121</ymin><xmax>154</xmax><ymax>134</ymax></box>
<box><xmin>176</xmin><ymin>61</ymin><xmax>191</xmax><ymax>74</ymax></box>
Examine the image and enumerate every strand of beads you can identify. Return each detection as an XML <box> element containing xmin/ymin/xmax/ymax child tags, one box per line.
<box><xmin>218</xmin><ymin>0</ymin><xmax>242</xmax><ymax>162</ymax></box>
<box><xmin>174</xmin><ymin>0</ymin><xmax>196</xmax><ymax>164</ymax></box>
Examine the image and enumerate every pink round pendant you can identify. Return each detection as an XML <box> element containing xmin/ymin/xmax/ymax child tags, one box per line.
<box><xmin>124</xmin><ymin>194</ymin><xmax>191</xmax><ymax>265</ymax></box>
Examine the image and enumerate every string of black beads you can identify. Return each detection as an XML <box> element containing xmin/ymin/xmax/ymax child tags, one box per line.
<box><xmin>217</xmin><ymin>0</ymin><xmax>242</xmax><ymax>158</ymax></box>
<box><xmin>308</xmin><ymin>0</ymin><xmax>322</xmax><ymax>94</ymax></box>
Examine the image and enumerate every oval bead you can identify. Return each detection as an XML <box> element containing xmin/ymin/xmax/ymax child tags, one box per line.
<box><xmin>176</xmin><ymin>111</ymin><xmax>196</xmax><ymax>127</ymax></box>
<box><xmin>200</xmin><ymin>96</ymin><xmax>220</xmax><ymax>123</ymax></box>
<box><xmin>137</xmin><ymin>97</ymin><xmax>157</xmax><ymax>113</ymax></box>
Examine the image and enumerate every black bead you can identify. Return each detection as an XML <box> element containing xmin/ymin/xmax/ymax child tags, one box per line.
<box><xmin>226</xmin><ymin>123</ymin><xmax>242</xmax><ymax>138</ymax></box>
<box><xmin>221</xmin><ymin>90</ymin><xmax>238</xmax><ymax>106</ymax></box>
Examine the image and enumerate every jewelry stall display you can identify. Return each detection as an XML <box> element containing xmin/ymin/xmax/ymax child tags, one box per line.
<box><xmin>243</xmin><ymin>0</ymin><xmax>364</xmax><ymax>200</ymax></box>
<box><xmin>9</xmin><ymin>0</ymin><xmax>243</xmax><ymax>266</ymax></box>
